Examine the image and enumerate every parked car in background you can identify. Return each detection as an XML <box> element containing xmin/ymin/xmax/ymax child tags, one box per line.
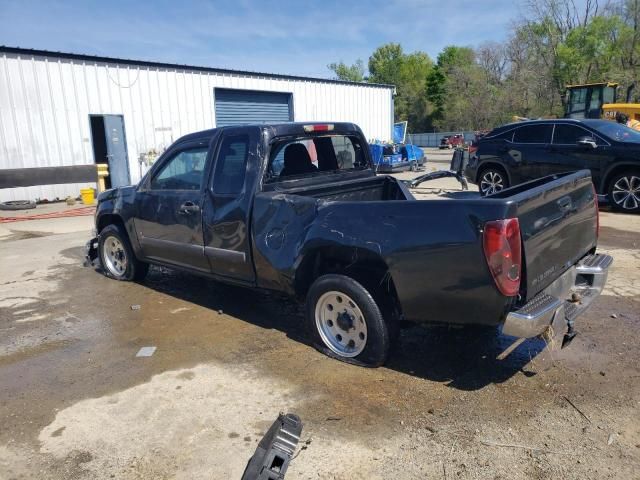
<box><xmin>464</xmin><ymin>118</ymin><xmax>640</xmax><ymax>212</ymax></box>
<box><xmin>439</xmin><ymin>134</ymin><xmax>464</xmax><ymax>149</ymax></box>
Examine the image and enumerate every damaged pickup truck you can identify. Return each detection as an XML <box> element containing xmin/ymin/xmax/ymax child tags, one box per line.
<box><xmin>87</xmin><ymin>122</ymin><xmax>612</xmax><ymax>367</ymax></box>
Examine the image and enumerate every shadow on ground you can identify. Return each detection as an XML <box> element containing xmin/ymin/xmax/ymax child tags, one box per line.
<box><xmin>131</xmin><ymin>263</ymin><xmax>546</xmax><ymax>391</ymax></box>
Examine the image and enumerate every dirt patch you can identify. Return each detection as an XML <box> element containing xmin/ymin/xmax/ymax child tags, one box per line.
<box><xmin>599</xmin><ymin>226</ymin><xmax>640</xmax><ymax>250</ymax></box>
<box><xmin>0</xmin><ymin>223</ymin><xmax>639</xmax><ymax>479</ymax></box>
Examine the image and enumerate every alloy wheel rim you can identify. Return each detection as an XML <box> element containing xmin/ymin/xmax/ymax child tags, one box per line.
<box><xmin>612</xmin><ymin>175</ymin><xmax>640</xmax><ymax>210</ymax></box>
<box><xmin>480</xmin><ymin>171</ymin><xmax>505</xmax><ymax>195</ymax></box>
<box><xmin>315</xmin><ymin>291</ymin><xmax>367</xmax><ymax>357</ymax></box>
<box><xmin>103</xmin><ymin>235</ymin><xmax>127</xmax><ymax>276</ymax></box>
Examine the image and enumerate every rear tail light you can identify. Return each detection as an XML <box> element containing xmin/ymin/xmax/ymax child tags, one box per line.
<box><xmin>483</xmin><ymin>218</ymin><xmax>522</xmax><ymax>297</ymax></box>
<box><xmin>592</xmin><ymin>183</ymin><xmax>599</xmax><ymax>240</ymax></box>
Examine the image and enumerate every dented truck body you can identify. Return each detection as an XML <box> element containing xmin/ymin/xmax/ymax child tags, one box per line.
<box><xmin>88</xmin><ymin>122</ymin><xmax>611</xmax><ymax>365</ymax></box>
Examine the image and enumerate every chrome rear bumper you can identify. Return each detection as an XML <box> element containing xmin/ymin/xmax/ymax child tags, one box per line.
<box><xmin>502</xmin><ymin>253</ymin><xmax>613</xmax><ymax>341</ymax></box>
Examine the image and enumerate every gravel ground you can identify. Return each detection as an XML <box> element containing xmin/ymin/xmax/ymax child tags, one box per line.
<box><xmin>0</xmin><ymin>158</ymin><xmax>638</xmax><ymax>479</ymax></box>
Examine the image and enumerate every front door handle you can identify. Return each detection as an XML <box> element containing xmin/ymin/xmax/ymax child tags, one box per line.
<box><xmin>178</xmin><ymin>201</ymin><xmax>200</xmax><ymax>214</ymax></box>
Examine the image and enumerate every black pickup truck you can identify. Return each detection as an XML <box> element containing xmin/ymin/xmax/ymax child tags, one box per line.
<box><xmin>86</xmin><ymin>122</ymin><xmax>612</xmax><ymax>367</ymax></box>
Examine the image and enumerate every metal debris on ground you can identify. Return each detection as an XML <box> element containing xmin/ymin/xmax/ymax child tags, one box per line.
<box><xmin>130</xmin><ymin>305</ymin><xmax>141</xmax><ymax>310</ymax></box>
<box><xmin>136</xmin><ymin>346</ymin><xmax>156</xmax><ymax>357</ymax></box>
<box><xmin>241</xmin><ymin>413</ymin><xmax>302</xmax><ymax>480</ymax></box>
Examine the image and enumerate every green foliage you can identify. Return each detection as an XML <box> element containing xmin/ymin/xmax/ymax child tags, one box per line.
<box><xmin>328</xmin><ymin>0</ymin><xmax>640</xmax><ymax>132</ymax></box>
<box><xmin>368</xmin><ymin>43</ymin><xmax>405</xmax><ymax>85</ymax></box>
<box><xmin>328</xmin><ymin>60</ymin><xmax>365</xmax><ymax>82</ymax></box>
<box><xmin>367</xmin><ymin>43</ymin><xmax>435</xmax><ymax>131</ymax></box>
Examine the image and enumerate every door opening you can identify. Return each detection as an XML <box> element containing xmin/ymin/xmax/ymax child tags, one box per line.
<box><xmin>89</xmin><ymin>114</ymin><xmax>131</xmax><ymax>188</ymax></box>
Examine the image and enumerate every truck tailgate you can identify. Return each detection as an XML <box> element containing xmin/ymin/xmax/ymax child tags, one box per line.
<box><xmin>499</xmin><ymin>171</ymin><xmax>598</xmax><ymax>301</ymax></box>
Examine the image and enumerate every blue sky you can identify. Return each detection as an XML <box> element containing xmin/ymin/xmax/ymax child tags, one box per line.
<box><xmin>0</xmin><ymin>0</ymin><xmax>521</xmax><ymax>78</ymax></box>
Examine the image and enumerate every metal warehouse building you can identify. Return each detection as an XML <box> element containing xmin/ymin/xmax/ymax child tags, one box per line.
<box><xmin>0</xmin><ymin>46</ymin><xmax>395</xmax><ymax>202</ymax></box>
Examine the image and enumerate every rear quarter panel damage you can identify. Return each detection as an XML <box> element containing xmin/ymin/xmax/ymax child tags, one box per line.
<box><xmin>251</xmin><ymin>193</ymin><xmax>511</xmax><ymax>325</ymax></box>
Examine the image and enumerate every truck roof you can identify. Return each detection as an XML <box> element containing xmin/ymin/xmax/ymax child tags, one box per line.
<box><xmin>177</xmin><ymin>122</ymin><xmax>364</xmax><ymax>144</ymax></box>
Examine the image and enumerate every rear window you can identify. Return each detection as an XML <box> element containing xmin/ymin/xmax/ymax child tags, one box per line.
<box><xmin>266</xmin><ymin>135</ymin><xmax>368</xmax><ymax>181</ymax></box>
<box><xmin>513</xmin><ymin>124</ymin><xmax>553</xmax><ymax>144</ymax></box>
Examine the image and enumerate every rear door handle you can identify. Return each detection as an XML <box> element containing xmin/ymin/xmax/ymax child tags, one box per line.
<box><xmin>178</xmin><ymin>201</ymin><xmax>200</xmax><ymax>214</ymax></box>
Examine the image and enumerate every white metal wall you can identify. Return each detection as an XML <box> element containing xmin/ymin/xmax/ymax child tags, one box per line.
<box><xmin>0</xmin><ymin>51</ymin><xmax>394</xmax><ymax>202</ymax></box>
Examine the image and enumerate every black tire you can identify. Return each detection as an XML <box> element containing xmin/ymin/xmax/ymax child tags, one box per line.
<box><xmin>306</xmin><ymin>274</ymin><xmax>392</xmax><ymax>367</ymax></box>
<box><xmin>478</xmin><ymin>166</ymin><xmax>509</xmax><ymax>196</ymax></box>
<box><xmin>0</xmin><ymin>200</ymin><xmax>36</xmax><ymax>210</ymax></box>
<box><xmin>607</xmin><ymin>170</ymin><xmax>640</xmax><ymax>213</ymax></box>
<box><xmin>98</xmin><ymin>224</ymin><xmax>149</xmax><ymax>281</ymax></box>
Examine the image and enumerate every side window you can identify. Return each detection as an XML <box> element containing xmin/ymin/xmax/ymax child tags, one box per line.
<box><xmin>553</xmin><ymin>124</ymin><xmax>592</xmax><ymax>144</ymax></box>
<box><xmin>512</xmin><ymin>125</ymin><xmax>553</xmax><ymax>144</ymax></box>
<box><xmin>492</xmin><ymin>129</ymin><xmax>514</xmax><ymax>141</ymax></box>
<box><xmin>212</xmin><ymin>135</ymin><xmax>250</xmax><ymax>195</ymax></box>
<box><xmin>150</xmin><ymin>147</ymin><xmax>208</xmax><ymax>190</ymax></box>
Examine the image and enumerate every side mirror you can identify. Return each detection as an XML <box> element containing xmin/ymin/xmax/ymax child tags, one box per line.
<box><xmin>577</xmin><ymin>136</ymin><xmax>597</xmax><ymax>149</ymax></box>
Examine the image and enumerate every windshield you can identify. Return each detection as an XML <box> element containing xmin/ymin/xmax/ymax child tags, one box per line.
<box><xmin>592</xmin><ymin>121</ymin><xmax>640</xmax><ymax>143</ymax></box>
<box><xmin>265</xmin><ymin>135</ymin><xmax>369</xmax><ymax>182</ymax></box>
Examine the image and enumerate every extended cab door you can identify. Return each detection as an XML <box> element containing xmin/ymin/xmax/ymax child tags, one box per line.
<box><xmin>202</xmin><ymin>127</ymin><xmax>260</xmax><ymax>283</ymax></box>
<box><xmin>134</xmin><ymin>139</ymin><xmax>211</xmax><ymax>272</ymax></box>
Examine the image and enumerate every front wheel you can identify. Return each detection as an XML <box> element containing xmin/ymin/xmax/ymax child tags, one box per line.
<box><xmin>608</xmin><ymin>171</ymin><xmax>640</xmax><ymax>213</ymax></box>
<box><xmin>98</xmin><ymin>224</ymin><xmax>149</xmax><ymax>281</ymax></box>
<box><xmin>479</xmin><ymin>167</ymin><xmax>509</xmax><ymax>196</ymax></box>
<box><xmin>306</xmin><ymin>274</ymin><xmax>392</xmax><ymax>367</ymax></box>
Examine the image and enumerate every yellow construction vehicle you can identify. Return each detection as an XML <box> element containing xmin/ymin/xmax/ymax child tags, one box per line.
<box><xmin>565</xmin><ymin>81</ymin><xmax>640</xmax><ymax>121</ymax></box>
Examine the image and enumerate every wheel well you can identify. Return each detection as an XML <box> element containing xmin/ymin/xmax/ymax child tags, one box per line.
<box><xmin>97</xmin><ymin>213</ymin><xmax>126</xmax><ymax>235</ymax></box>
<box><xmin>295</xmin><ymin>247</ymin><xmax>402</xmax><ymax>316</ymax></box>
<box><xmin>477</xmin><ymin>162</ymin><xmax>509</xmax><ymax>184</ymax></box>
<box><xmin>601</xmin><ymin>165</ymin><xmax>640</xmax><ymax>193</ymax></box>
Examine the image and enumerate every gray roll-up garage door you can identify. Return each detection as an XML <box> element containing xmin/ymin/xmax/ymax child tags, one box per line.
<box><xmin>214</xmin><ymin>88</ymin><xmax>292</xmax><ymax>127</ymax></box>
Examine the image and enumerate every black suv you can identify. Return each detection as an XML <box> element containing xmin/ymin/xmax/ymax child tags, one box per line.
<box><xmin>464</xmin><ymin>119</ymin><xmax>640</xmax><ymax>212</ymax></box>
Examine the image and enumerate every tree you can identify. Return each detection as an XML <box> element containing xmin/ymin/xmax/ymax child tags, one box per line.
<box><xmin>328</xmin><ymin>60</ymin><xmax>365</xmax><ymax>82</ymax></box>
<box><xmin>368</xmin><ymin>43</ymin><xmax>405</xmax><ymax>85</ymax></box>
<box><xmin>329</xmin><ymin>44</ymin><xmax>435</xmax><ymax>130</ymax></box>
<box><xmin>325</xmin><ymin>1</ymin><xmax>640</xmax><ymax>133</ymax></box>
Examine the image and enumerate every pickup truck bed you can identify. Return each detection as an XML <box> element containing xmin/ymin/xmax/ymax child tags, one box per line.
<box><xmin>255</xmin><ymin>169</ymin><xmax>600</xmax><ymax>326</ymax></box>
<box><xmin>87</xmin><ymin>122</ymin><xmax>611</xmax><ymax>367</ymax></box>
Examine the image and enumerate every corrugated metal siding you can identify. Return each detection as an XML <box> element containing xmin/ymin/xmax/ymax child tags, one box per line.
<box><xmin>0</xmin><ymin>51</ymin><xmax>394</xmax><ymax>202</ymax></box>
<box><xmin>215</xmin><ymin>89</ymin><xmax>291</xmax><ymax>126</ymax></box>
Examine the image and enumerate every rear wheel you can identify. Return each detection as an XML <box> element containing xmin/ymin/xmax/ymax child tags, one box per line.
<box><xmin>98</xmin><ymin>224</ymin><xmax>149</xmax><ymax>281</ymax></box>
<box><xmin>608</xmin><ymin>171</ymin><xmax>640</xmax><ymax>213</ymax></box>
<box><xmin>306</xmin><ymin>274</ymin><xmax>392</xmax><ymax>367</ymax></box>
<box><xmin>479</xmin><ymin>167</ymin><xmax>509</xmax><ymax>196</ymax></box>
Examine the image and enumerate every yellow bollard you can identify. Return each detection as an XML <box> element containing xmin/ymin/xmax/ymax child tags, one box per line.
<box><xmin>96</xmin><ymin>163</ymin><xmax>109</xmax><ymax>193</ymax></box>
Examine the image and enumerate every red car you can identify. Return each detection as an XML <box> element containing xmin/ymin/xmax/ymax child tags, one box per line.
<box><xmin>439</xmin><ymin>134</ymin><xmax>464</xmax><ymax>149</ymax></box>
